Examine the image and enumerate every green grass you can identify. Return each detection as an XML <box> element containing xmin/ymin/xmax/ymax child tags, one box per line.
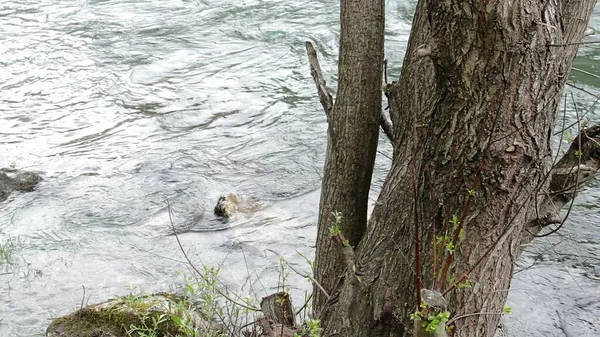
<box><xmin>0</xmin><ymin>236</ymin><xmax>21</xmax><ymax>267</ymax></box>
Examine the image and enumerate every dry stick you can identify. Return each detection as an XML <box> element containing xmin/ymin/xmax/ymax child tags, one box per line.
<box><xmin>548</xmin><ymin>40</ymin><xmax>600</xmax><ymax>47</ymax></box>
<box><xmin>305</xmin><ymin>41</ymin><xmax>333</xmax><ymax>116</ymax></box>
<box><xmin>383</xmin><ymin>58</ymin><xmax>388</xmax><ymax>84</ymax></box>
<box><xmin>388</xmin><ymin>238</ymin><xmax>418</xmax><ymax>278</ymax></box>
<box><xmin>572</xmin><ymin>66</ymin><xmax>600</xmax><ymax>81</ymax></box>
<box><xmin>567</xmin><ymin>82</ymin><xmax>600</xmax><ymax>99</ymax></box>
<box><xmin>553</xmin><ymin>93</ymin><xmax>600</xmax><ymax>136</ymax></box>
<box><xmin>240</xmin><ymin>245</ymin><xmax>256</xmax><ymax>297</ymax></box>
<box><xmin>446</xmin><ymin>311</ymin><xmax>505</xmax><ymax>326</ymax></box>
<box><xmin>238</xmin><ymin>320</ymin><xmax>260</xmax><ymax>336</ymax></box>
<box><xmin>380</xmin><ymin>109</ymin><xmax>395</xmax><ymax>142</ymax></box>
<box><xmin>202</xmin><ymin>250</ymin><xmax>242</xmax><ymax>337</ymax></box>
<box><xmin>295</xmin><ymin>292</ymin><xmax>314</xmax><ymax>317</ymax></box>
<box><xmin>165</xmin><ymin>198</ymin><xmax>260</xmax><ymax>312</ymax></box>
<box><xmin>306</xmin><ymin>40</ymin><xmax>394</xmax><ymax>142</ymax></box>
<box><xmin>431</xmin><ymin>197</ymin><xmax>455</xmax><ymax>291</ymax></box>
<box><xmin>79</xmin><ymin>285</ymin><xmax>86</xmax><ymax>311</ymax></box>
<box><xmin>381</xmin><ymin>59</ymin><xmax>395</xmax><ymax>142</ymax></box>
<box><xmin>554</xmin><ymin>94</ymin><xmax>569</xmax><ymax>164</ymax></box>
<box><xmin>431</xmin><ymin>212</ymin><xmax>437</xmax><ymax>290</ymax></box>
<box><xmin>241</xmin><ymin>245</ymin><xmax>268</xmax><ymax>297</ymax></box>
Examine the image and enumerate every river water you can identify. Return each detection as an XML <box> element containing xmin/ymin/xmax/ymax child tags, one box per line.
<box><xmin>0</xmin><ymin>1</ymin><xmax>599</xmax><ymax>336</ymax></box>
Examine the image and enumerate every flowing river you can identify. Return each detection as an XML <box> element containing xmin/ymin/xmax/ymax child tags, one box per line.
<box><xmin>1</xmin><ymin>1</ymin><xmax>599</xmax><ymax>336</ymax></box>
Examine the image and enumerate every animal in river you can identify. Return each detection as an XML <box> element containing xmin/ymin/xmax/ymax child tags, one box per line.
<box><xmin>213</xmin><ymin>193</ymin><xmax>260</xmax><ymax>219</ymax></box>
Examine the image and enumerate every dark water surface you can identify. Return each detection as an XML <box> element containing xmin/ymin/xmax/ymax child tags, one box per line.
<box><xmin>0</xmin><ymin>1</ymin><xmax>599</xmax><ymax>336</ymax></box>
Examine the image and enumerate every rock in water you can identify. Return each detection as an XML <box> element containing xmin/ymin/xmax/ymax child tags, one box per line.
<box><xmin>0</xmin><ymin>169</ymin><xmax>42</xmax><ymax>202</ymax></box>
<box><xmin>46</xmin><ymin>293</ymin><xmax>217</xmax><ymax>337</ymax></box>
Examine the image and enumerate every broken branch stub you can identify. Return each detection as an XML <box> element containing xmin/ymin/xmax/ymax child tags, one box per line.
<box><xmin>305</xmin><ymin>41</ymin><xmax>333</xmax><ymax>118</ymax></box>
<box><xmin>260</xmin><ymin>292</ymin><xmax>296</xmax><ymax>328</ymax></box>
<box><xmin>524</xmin><ymin>124</ymin><xmax>600</xmax><ymax>239</ymax></box>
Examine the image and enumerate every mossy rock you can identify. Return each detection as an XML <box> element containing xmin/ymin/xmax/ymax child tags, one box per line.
<box><xmin>0</xmin><ymin>168</ymin><xmax>42</xmax><ymax>202</ymax></box>
<box><xmin>46</xmin><ymin>293</ymin><xmax>216</xmax><ymax>337</ymax></box>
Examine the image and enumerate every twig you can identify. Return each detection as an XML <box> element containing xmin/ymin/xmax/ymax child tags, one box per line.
<box><xmin>380</xmin><ymin>111</ymin><xmax>394</xmax><ymax>142</ymax></box>
<box><xmin>264</xmin><ymin>249</ymin><xmax>330</xmax><ymax>300</ymax></box>
<box><xmin>305</xmin><ymin>41</ymin><xmax>333</xmax><ymax>117</ymax></box>
<box><xmin>295</xmin><ymin>292</ymin><xmax>313</xmax><ymax>317</ymax></box>
<box><xmin>566</xmin><ymin>82</ymin><xmax>600</xmax><ymax>99</ymax></box>
<box><xmin>548</xmin><ymin>40</ymin><xmax>600</xmax><ymax>47</ymax></box>
<box><xmin>572</xmin><ymin>67</ymin><xmax>600</xmax><ymax>81</ymax></box>
<box><xmin>80</xmin><ymin>285</ymin><xmax>86</xmax><ymax>310</ymax></box>
<box><xmin>553</xmin><ymin>93</ymin><xmax>600</xmax><ymax>136</ymax></box>
<box><xmin>527</xmin><ymin>123</ymin><xmax>600</xmax><ymax>234</ymax></box>
<box><xmin>381</xmin><ymin>57</ymin><xmax>395</xmax><ymax>142</ymax></box>
<box><xmin>446</xmin><ymin>311</ymin><xmax>505</xmax><ymax>326</ymax></box>
<box><xmin>383</xmin><ymin>58</ymin><xmax>388</xmax><ymax>84</ymax></box>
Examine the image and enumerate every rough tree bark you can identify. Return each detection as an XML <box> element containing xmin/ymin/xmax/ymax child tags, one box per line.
<box><xmin>312</xmin><ymin>0</ymin><xmax>385</xmax><ymax>313</ymax></box>
<box><xmin>310</xmin><ymin>1</ymin><xmax>598</xmax><ymax>337</ymax></box>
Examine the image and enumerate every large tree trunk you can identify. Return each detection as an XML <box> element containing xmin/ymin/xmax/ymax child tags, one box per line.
<box><xmin>313</xmin><ymin>0</ymin><xmax>385</xmax><ymax>313</ymax></box>
<box><xmin>312</xmin><ymin>1</ymin><xmax>597</xmax><ymax>337</ymax></box>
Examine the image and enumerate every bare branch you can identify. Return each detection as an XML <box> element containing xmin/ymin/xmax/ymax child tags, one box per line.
<box><xmin>305</xmin><ymin>41</ymin><xmax>333</xmax><ymax>118</ymax></box>
<box><xmin>381</xmin><ymin>83</ymin><xmax>395</xmax><ymax>142</ymax></box>
<box><xmin>548</xmin><ymin>40</ymin><xmax>600</xmax><ymax>47</ymax></box>
<box><xmin>524</xmin><ymin>124</ymin><xmax>600</xmax><ymax>239</ymax></box>
<box><xmin>567</xmin><ymin>81</ymin><xmax>600</xmax><ymax>99</ymax></box>
<box><xmin>380</xmin><ymin>111</ymin><xmax>394</xmax><ymax>142</ymax></box>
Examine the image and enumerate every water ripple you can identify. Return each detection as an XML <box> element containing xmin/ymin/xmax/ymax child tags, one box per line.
<box><xmin>1</xmin><ymin>1</ymin><xmax>600</xmax><ymax>336</ymax></box>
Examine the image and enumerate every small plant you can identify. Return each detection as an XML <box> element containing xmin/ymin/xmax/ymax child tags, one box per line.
<box><xmin>457</xmin><ymin>279</ymin><xmax>472</xmax><ymax>289</ymax></box>
<box><xmin>423</xmin><ymin>311</ymin><xmax>450</xmax><ymax>334</ymax></box>
<box><xmin>127</xmin><ymin>311</ymin><xmax>167</xmax><ymax>337</ymax></box>
<box><xmin>0</xmin><ymin>236</ymin><xmax>21</xmax><ymax>267</ymax></box>
<box><xmin>411</xmin><ymin>302</ymin><xmax>450</xmax><ymax>335</ymax></box>
<box><xmin>329</xmin><ymin>211</ymin><xmax>343</xmax><ymax>236</ymax></box>
<box><xmin>295</xmin><ymin>319</ymin><xmax>322</xmax><ymax>337</ymax></box>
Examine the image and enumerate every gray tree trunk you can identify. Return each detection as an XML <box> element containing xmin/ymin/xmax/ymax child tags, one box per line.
<box><xmin>313</xmin><ymin>0</ymin><xmax>385</xmax><ymax>313</ymax></box>
<box><xmin>312</xmin><ymin>1</ymin><xmax>597</xmax><ymax>336</ymax></box>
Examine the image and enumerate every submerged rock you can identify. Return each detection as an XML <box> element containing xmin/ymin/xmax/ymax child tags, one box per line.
<box><xmin>0</xmin><ymin>168</ymin><xmax>42</xmax><ymax>202</ymax></box>
<box><xmin>46</xmin><ymin>293</ymin><xmax>217</xmax><ymax>337</ymax></box>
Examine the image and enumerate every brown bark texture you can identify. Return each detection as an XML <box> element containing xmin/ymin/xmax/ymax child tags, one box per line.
<box><xmin>312</xmin><ymin>1</ymin><xmax>597</xmax><ymax>337</ymax></box>
<box><xmin>313</xmin><ymin>0</ymin><xmax>385</xmax><ymax>314</ymax></box>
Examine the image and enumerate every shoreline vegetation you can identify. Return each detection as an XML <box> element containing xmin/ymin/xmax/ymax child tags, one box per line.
<box><xmin>43</xmin><ymin>199</ymin><xmax>322</xmax><ymax>337</ymax></box>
